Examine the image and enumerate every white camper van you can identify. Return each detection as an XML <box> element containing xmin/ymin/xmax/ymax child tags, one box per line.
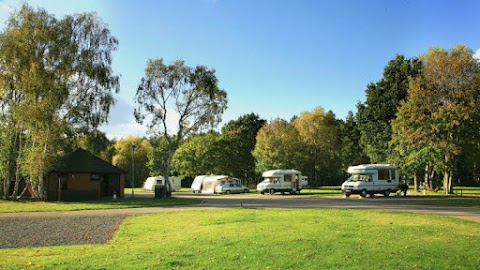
<box><xmin>341</xmin><ymin>164</ymin><xmax>400</xmax><ymax>197</ymax></box>
<box><xmin>256</xmin><ymin>169</ymin><xmax>308</xmax><ymax>195</ymax></box>
<box><xmin>142</xmin><ymin>176</ymin><xmax>182</xmax><ymax>192</ymax></box>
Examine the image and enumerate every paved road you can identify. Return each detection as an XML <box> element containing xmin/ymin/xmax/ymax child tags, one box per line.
<box><xmin>173</xmin><ymin>193</ymin><xmax>480</xmax><ymax>223</ymax></box>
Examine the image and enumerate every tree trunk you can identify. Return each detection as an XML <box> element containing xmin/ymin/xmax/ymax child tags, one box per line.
<box><xmin>443</xmin><ymin>154</ymin><xmax>453</xmax><ymax>195</ymax></box>
<box><xmin>413</xmin><ymin>173</ymin><xmax>418</xmax><ymax>192</ymax></box>
<box><xmin>163</xmin><ymin>148</ymin><xmax>175</xmax><ymax>192</ymax></box>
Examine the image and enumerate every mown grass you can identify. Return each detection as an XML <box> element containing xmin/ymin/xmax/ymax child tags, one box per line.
<box><xmin>0</xmin><ymin>197</ymin><xmax>200</xmax><ymax>213</ymax></box>
<box><xmin>403</xmin><ymin>197</ymin><xmax>480</xmax><ymax>208</ymax></box>
<box><xmin>1</xmin><ymin>208</ymin><xmax>479</xmax><ymax>269</ymax></box>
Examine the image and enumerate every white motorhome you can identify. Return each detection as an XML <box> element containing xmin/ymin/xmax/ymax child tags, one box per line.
<box><xmin>142</xmin><ymin>176</ymin><xmax>182</xmax><ymax>192</ymax></box>
<box><xmin>256</xmin><ymin>169</ymin><xmax>308</xmax><ymax>195</ymax></box>
<box><xmin>341</xmin><ymin>164</ymin><xmax>400</xmax><ymax>197</ymax></box>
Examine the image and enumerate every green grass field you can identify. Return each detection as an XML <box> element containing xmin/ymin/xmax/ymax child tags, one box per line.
<box><xmin>0</xmin><ymin>197</ymin><xmax>200</xmax><ymax>213</ymax></box>
<box><xmin>1</xmin><ymin>208</ymin><xmax>478</xmax><ymax>269</ymax></box>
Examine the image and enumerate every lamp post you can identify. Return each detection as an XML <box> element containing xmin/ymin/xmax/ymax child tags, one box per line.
<box><xmin>131</xmin><ymin>144</ymin><xmax>137</xmax><ymax>198</ymax></box>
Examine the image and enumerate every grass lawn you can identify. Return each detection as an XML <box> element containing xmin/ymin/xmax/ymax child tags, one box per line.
<box><xmin>1</xmin><ymin>208</ymin><xmax>479</xmax><ymax>270</ymax></box>
<box><xmin>403</xmin><ymin>197</ymin><xmax>480</xmax><ymax>208</ymax></box>
<box><xmin>0</xmin><ymin>197</ymin><xmax>200</xmax><ymax>213</ymax></box>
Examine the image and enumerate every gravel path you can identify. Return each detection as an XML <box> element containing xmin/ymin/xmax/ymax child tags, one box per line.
<box><xmin>0</xmin><ymin>213</ymin><xmax>127</xmax><ymax>249</ymax></box>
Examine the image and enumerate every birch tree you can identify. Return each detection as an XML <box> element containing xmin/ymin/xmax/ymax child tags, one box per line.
<box><xmin>135</xmin><ymin>58</ymin><xmax>227</xmax><ymax>190</ymax></box>
<box><xmin>0</xmin><ymin>4</ymin><xmax>119</xmax><ymax>199</ymax></box>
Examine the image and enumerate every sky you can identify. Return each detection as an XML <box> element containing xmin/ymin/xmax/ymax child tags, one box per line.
<box><xmin>1</xmin><ymin>0</ymin><xmax>479</xmax><ymax>139</ymax></box>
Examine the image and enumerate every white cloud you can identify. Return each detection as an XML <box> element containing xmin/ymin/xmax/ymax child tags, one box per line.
<box><xmin>99</xmin><ymin>96</ymin><xmax>181</xmax><ymax>140</ymax></box>
<box><xmin>474</xmin><ymin>48</ymin><xmax>480</xmax><ymax>60</ymax></box>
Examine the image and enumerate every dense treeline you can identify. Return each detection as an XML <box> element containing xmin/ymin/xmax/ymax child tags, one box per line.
<box><xmin>1</xmin><ymin>5</ymin><xmax>479</xmax><ymax>200</ymax></box>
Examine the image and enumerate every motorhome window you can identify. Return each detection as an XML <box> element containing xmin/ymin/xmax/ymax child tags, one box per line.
<box><xmin>350</xmin><ymin>174</ymin><xmax>370</xmax><ymax>181</ymax></box>
<box><xmin>284</xmin><ymin>174</ymin><xmax>292</xmax><ymax>182</ymax></box>
<box><xmin>389</xmin><ymin>169</ymin><xmax>396</xmax><ymax>180</ymax></box>
<box><xmin>378</xmin><ymin>169</ymin><xmax>389</xmax><ymax>180</ymax></box>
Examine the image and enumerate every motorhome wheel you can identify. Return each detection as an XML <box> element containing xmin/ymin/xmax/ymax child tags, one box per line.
<box><xmin>269</xmin><ymin>189</ymin><xmax>275</xmax><ymax>195</ymax></box>
<box><xmin>360</xmin><ymin>189</ymin><xmax>367</xmax><ymax>197</ymax></box>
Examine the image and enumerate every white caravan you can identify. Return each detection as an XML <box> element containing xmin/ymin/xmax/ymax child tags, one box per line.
<box><xmin>341</xmin><ymin>164</ymin><xmax>400</xmax><ymax>197</ymax></box>
<box><xmin>190</xmin><ymin>175</ymin><xmax>235</xmax><ymax>194</ymax></box>
<box><xmin>256</xmin><ymin>169</ymin><xmax>308</xmax><ymax>195</ymax></box>
<box><xmin>190</xmin><ymin>175</ymin><xmax>208</xmax><ymax>193</ymax></box>
<box><xmin>142</xmin><ymin>176</ymin><xmax>182</xmax><ymax>192</ymax></box>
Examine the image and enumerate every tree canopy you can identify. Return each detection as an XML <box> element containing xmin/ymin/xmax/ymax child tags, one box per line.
<box><xmin>134</xmin><ymin>58</ymin><xmax>227</xmax><ymax>188</ymax></box>
<box><xmin>357</xmin><ymin>55</ymin><xmax>422</xmax><ymax>163</ymax></box>
<box><xmin>0</xmin><ymin>4</ymin><xmax>119</xmax><ymax>199</ymax></box>
<box><xmin>391</xmin><ymin>45</ymin><xmax>480</xmax><ymax>193</ymax></box>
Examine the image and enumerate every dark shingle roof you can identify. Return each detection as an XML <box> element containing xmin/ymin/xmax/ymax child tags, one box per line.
<box><xmin>56</xmin><ymin>148</ymin><xmax>125</xmax><ymax>174</ymax></box>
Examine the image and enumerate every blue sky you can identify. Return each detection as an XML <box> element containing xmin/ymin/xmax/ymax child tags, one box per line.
<box><xmin>1</xmin><ymin>0</ymin><xmax>479</xmax><ymax>139</ymax></box>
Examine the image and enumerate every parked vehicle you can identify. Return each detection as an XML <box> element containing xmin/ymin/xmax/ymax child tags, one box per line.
<box><xmin>190</xmin><ymin>175</ymin><xmax>237</xmax><ymax>194</ymax></box>
<box><xmin>256</xmin><ymin>169</ymin><xmax>308</xmax><ymax>195</ymax></box>
<box><xmin>215</xmin><ymin>182</ymin><xmax>249</xmax><ymax>194</ymax></box>
<box><xmin>191</xmin><ymin>175</ymin><xmax>208</xmax><ymax>193</ymax></box>
<box><xmin>142</xmin><ymin>176</ymin><xmax>181</xmax><ymax>192</ymax></box>
<box><xmin>341</xmin><ymin>164</ymin><xmax>402</xmax><ymax>197</ymax></box>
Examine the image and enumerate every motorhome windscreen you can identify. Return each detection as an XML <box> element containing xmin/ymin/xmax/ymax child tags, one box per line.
<box><xmin>349</xmin><ymin>174</ymin><xmax>371</xmax><ymax>181</ymax></box>
<box><xmin>263</xmin><ymin>177</ymin><xmax>280</xmax><ymax>183</ymax></box>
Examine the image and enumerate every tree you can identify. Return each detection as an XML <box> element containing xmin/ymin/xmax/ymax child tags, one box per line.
<box><xmin>357</xmin><ymin>55</ymin><xmax>422</xmax><ymax>163</ymax></box>
<box><xmin>134</xmin><ymin>58</ymin><xmax>227</xmax><ymax>190</ymax></box>
<box><xmin>293</xmin><ymin>107</ymin><xmax>343</xmax><ymax>185</ymax></box>
<box><xmin>0</xmin><ymin>4</ymin><xmax>119</xmax><ymax>200</ymax></box>
<box><xmin>76</xmin><ymin>130</ymin><xmax>115</xmax><ymax>162</ymax></box>
<box><xmin>391</xmin><ymin>45</ymin><xmax>480</xmax><ymax>194</ymax></box>
<box><xmin>112</xmin><ymin>136</ymin><xmax>153</xmax><ymax>188</ymax></box>
<box><xmin>252</xmin><ymin>119</ymin><xmax>306</xmax><ymax>176</ymax></box>
<box><xmin>339</xmin><ymin>111</ymin><xmax>369</xmax><ymax>175</ymax></box>
<box><xmin>217</xmin><ymin>113</ymin><xmax>266</xmax><ymax>184</ymax></box>
<box><xmin>171</xmin><ymin>132</ymin><xmax>219</xmax><ymax>178</ymax></box>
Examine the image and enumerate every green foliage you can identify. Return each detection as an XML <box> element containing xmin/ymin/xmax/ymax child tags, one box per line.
<box><xmin>1</xmin><ymin>209</ymin><xmax>479</xmax><ymax>269</ymax></box>
<box><xmin>0</xmin><ymin>4</ymin><xmax>119</xmax><ymax>199</ymax></box>
<box><xmin>253</xmin><ymin>118</ymin><xmax>306</xmax><ymax>174</ymax></box>
<box><xmin>391</xmin><ymin>45</ymin><xmax>480</xmax><ymax>194</ymax></box>
<box><xmin>357</xmin><ymin>55</ymin><xmax>422</xmax><ymax>163</ymax></box>
<box><xmin>147</xmin><ymin>135</ymin><xmax>175</xmax><ymax>177</ymax></box>
<box><xmin>217</xmin><ymin>113</ymin><xmax>265</xmax><ymax>183</ymax></box>
<box><xmin>112</xmin><ymin>136</ymin><xmax>153</xmax><ymax>187</ymax></box>
<box><xmin>339</xmin><ymin>111</ymin><xmax>369</xmax><ymax>170</ymax></box>
<box><xmin>293</xmin><ymin>107</ymin><xmax>343</xmax><ymax>185</ymax></box>
<box><xmin>75</xmin><ymin>130</ymin><xmax>115</xmax><ymax>162</ymax></box>
<box><xmin>171</xmin><ymin>132</ymin><xmax>219</xmax><ymax>177</ymax></box>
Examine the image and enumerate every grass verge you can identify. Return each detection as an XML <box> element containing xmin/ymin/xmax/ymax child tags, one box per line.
<box><xmin>1</xmin><ymin>208</ymin><xmax>479</xmax><ymax>269</ymax></box>
<box><xmin>403</xmin><ymin>197</ymin><xmax>480</xmax><ymax>208</ymax></box>
<box><xmin>0</xmin><ymin>197</ymin><xmax>201</xmax><ymax>213</ymax></box>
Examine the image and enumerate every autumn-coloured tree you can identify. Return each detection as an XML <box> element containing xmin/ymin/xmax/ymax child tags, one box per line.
<box><xmin>252</xmin><ymin>119</ymin><xmax>306</xmax><ymax>176</ymax></box>
<box><xmin>112</xmin><ymin>136</ymin><xmax>153</xmax><ymax>189</ymax></box>
<box><xmin>293</xmin><ymin>107</ymin><xmax>342</xmax><ymax>185</ymax></box>
<box><xmin>391</xmin><ymin>45</ymin><xmax>480</xmax><ymax>194</ymax></box>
